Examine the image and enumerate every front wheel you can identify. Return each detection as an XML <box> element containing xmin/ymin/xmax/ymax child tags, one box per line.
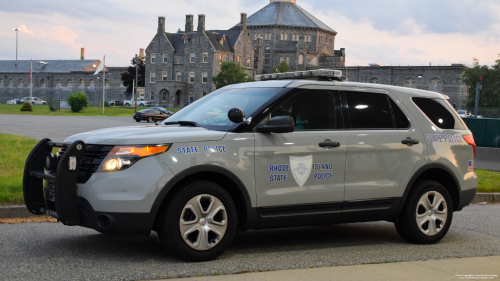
<box><xmin>42</xmin><ymin>102</ymin><xmax>47</xmax><ymax>105</ymax></box>
<box><xmin>395</xmin><ymin>180</ymin><xmax>453</xmax><ymax>244</ymax></box>
<box><xmin>147</xmin><ymin>116</ymin><xmax>152</xmax><ymax>122</ymax></box>
<box><xmin>157</xmin><ymin>181</ymin><xmax>238</xmax><ymax>262</ymax></box>
<box><xmin>140</xmin><ymin>104</ymin><xmax>144</xmax><ymax>107</ymax></box>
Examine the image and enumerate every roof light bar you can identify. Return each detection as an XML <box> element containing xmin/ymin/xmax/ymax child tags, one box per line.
<box><xmin>255</xmin><ymin>69</ymin><xmax>342</xmax><ymax>81</ymax></box>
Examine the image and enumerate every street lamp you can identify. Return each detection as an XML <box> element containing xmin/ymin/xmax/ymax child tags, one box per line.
<box><xmin>13</xmin><ymin>28</ymin><xmax>20</xmax><ymax>60</ymax></box>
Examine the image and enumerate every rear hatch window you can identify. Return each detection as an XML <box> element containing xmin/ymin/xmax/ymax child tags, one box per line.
<box><xmin>412</xmin><ymin>97</ymin><xmax>467</xmax><ymax>130</ymax></box>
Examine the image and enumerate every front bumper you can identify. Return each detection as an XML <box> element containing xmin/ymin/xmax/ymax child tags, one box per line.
<box><xmin>23</xmin><ymin>139</ymin><xmax>168</xmax><ymax>234</ymax></box>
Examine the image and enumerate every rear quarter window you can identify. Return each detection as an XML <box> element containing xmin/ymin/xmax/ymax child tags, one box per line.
<box><xmin>412</xmin><ymin>97</ymin><xmax>467</xmax><ymax>130</ymax></box>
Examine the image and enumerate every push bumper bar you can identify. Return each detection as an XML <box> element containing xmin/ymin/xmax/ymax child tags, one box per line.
<box><xmin>23</xmin><ymin>138</ymin><xmax>86</xmax><ymax>225</ymax></box>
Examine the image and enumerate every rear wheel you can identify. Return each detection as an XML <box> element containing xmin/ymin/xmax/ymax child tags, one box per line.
<box><xmin>147</xmin><ymin>116</ymin><xmax>152</xmax><ymax>122</ymax></box>
<box><xmin>157</xmin><ymin>181</ymin><xmax>237</xmax><ymax>262</ymax></box>
<box><xmin>135</xmin><ymin>119</ymin><xmax>140</xmax><ymax>122</ymax></box>
<box><xmin>395</xmin><ymin>180</ymin><xmax>453</xmax><ymax>244</ymax></box>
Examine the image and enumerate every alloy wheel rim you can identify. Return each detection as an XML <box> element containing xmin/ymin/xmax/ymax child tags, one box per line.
<box><xmin>415</xmin><ymin>191</ymin><xmax>448</xmax><ymax>236</ymax></box>
<box><xmin>179</xmin><ymin>194</ymin><xmax>228</xmax><ymax>251</ymax></box>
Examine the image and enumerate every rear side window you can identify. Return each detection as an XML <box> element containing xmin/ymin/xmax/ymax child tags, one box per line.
<box><xmin>345</xmin><ymin>91</ymin><xmax>394</xmax><ymax>129</ymax></box>
<box><xmin>412</xmin><ymin>98</ymin><xmax>467</xmax><ymax>130</ymax></box>
<box><xmin>389</xmin><ymin>98</ymin><xmax>410</xmax><ymax>129</ymax></box>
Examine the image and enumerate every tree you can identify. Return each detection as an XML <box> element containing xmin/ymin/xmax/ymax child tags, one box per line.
<box><xmin>212</xmin><ymin>62</ymin><xmax>255</xmax><ymax>89</ymax></box>
<box><xmin>67</xmin><ymin>92</ymin><xmax>89</xmax><ymax>113</ymax></box>
<box><xmin>120</xmin><ymin>55</ymin><xmax>145</xmax><ymax>93</ymax></box>
<box><xmin>462</xmin><ymin>56</ymin><xmax>500</xmax><ymax>111</ymax></box>
<box><xmin>272</xmin><ymin>61</ymin><xmax>290</xmax><ymax>73</ymax></box>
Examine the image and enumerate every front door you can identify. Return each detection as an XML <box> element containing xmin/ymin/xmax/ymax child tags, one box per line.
<box><xmin>254</xmin><ymin>88</ymin><xmax>347</xmax><ymax>207</ymax></box>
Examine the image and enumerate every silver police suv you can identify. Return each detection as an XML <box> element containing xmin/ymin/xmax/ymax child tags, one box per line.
<box><xmin>24</xmin><ymin>70</ymin><xmax>477</xmax><ymax>261</ymax></box>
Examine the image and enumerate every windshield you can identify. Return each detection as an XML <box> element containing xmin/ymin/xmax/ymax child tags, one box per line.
<box><xmin>164</xmin><ymin>87</ymin><xmax>282</xmax><ymax>130</ymax></box>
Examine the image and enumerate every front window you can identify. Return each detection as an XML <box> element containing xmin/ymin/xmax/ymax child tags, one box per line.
<box><xmin>203</xmin><ymin>52</ymin><xmax>208</xmax><ymax>63</ymax></box>
<box><xmin>150</xmin><ymin>90</ymin><xmax>155</xmax><ymax>101</ymax></box>
<box><xmin>190</xmin><ymin>52</ymin><xmax>195</xmax><ymax>63</ymax></box>
<box><xmin>151</xmin><ymin>53</ymin><xmax>156</xmax><ymax>63</ymax></box>
<box><xmin>150</xmin><ymin>72</ymin><xmax>156</xmax><ymax>83</ymax></box>
<box><xmin>163</xmin><ymin>53</ymin><xmax>168</xmax><ymax>63</ymax></box>
<box><xmin>176</xmin><ymin>71</ymin><xmax>182</xmax><ymax>81</ymax></box>
<box><xmin>164</xmin><ymin>87</ymin><xmax>283</xmax><ymax>130</ymax></box>
<box><xmin>162</xmin><ymin>71</ymin><xmax>168</xmax><ymax>81</ymax></box>
<box><xmin>202</xmin><ymin>72</ymin><xmax>208</xmax><ymax>83</ymax></box>
<box><xmin>189</xmin><ymin>71</ymin><xmax>195</xmax><ymax>83</ymax></box>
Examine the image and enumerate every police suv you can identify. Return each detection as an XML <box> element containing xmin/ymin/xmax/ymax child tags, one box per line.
<box><xmin>24</xmin><ymin>69</ymin><xmax>477</xmax><ymax>261</ymax></box>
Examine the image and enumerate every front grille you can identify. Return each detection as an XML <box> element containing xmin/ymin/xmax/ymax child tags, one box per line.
<box><xmin>60</xmin><ymin>144</ymin><xmax>114</xmax><ymax>183</ymax></box>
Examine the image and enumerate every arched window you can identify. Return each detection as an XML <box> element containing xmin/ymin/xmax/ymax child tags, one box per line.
<box><xmin>308</xmin><ymin>34</ymin><xmax>312</xmax><ymax>42</ymax></box>
<box><xmin>56</xmin><ymin>79</ymin><xmax>62</xmax><ymax>86</ymax></box>
<box><xmin>8</xmin><ymin>79</ymin><xmax>13</xmax><ymax>88</ymax></box>
<box><xmin>89</xmin><ymin>79</ymin><xmax>94</xmax><ymax>85</ymax></box>
<box><xmin>254</xmin><ymin>33</ymin><xmax>257</xmax><ymax>40</ymax></box>
<box><xmin>429</xmin><ymin>78</ymin><xmax>442</xmax><ymax>92</ymax></box>
<box><xmin>292</xmin><ymin>33</ymin><xmax>296</xmax><ymax>41</ymax></box>
<box><xmin>285</xmin><ymin>56</ymin><xmax>289</xmax><ymax>64</ymax></box>
<box><xmin>66</xmin><ymin>79</ymin><xmax>72</xmax><ymax>86</ymax></box>
<box><xmin>404</xmin><ymin>78</ymin><xmax>415</xmax><ymax>88</ymax></box>
<box><xmin>0</xmin><ymin>78</ymin><xmax>3</xmax><ymax>88</ymax></box>
<box><xmin>264</xmin><ymin>47</ymin><xmax>271</xmax><ymax>65</ymax></box>
<box><xmin>369</xmin><ymin>77</ymin><xmax>379</xmax><ymax>84</ymax></box>
<box><xmin>18</xmin><ymin>79</ymin><xmax>23</xmax><ymax>88</ymax></box>
<box><xmin>79</xmin><ymin>79</ymin><xmax>85</xmax><ymax>88</ymax></box>
<box><xmin>40</xmin><ymin>79</ymin><xmax>46</xmax><ymax>88</ymax></box>
<box><xmin>284</xmin><ymin>33</ymin><xmax>288</xmax><ymax>40</ymax></box>
<box><xmin>281</xmin><ymin>32</ymin><xmax>284</xmax><ymax>40</ymax></box>
<box><xmin>298</xmin><ymin>53</ymin><xmax>304</xmax><ymax>64</ymax></box>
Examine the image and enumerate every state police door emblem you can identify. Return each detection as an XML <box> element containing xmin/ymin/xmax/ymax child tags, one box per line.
<box><xmin>289</xmin><ymin>155</ymin><xmax>313</xmax><ymax>187</ymax></box>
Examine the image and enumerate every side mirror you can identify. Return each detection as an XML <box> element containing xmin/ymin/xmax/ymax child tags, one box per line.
<box><xmin>228</xmin><ymin>107</ymin><xmax>245</xmax><ymax>123</ymax></box>
<box><xmin>257</xmin><ymin>116</ymin><xmax>295</xmax><ymax>133</ymax></box>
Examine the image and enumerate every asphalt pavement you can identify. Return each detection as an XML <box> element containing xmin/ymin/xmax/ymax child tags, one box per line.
<box><xmin>0</xmin><ymin>114</ymin><xmax>133</xmax><ymax>142</ymax></box>
<box><xmin>1</xmin><ymin>205</ymin><xmax>499</xmax><ymax>281</ymax></box>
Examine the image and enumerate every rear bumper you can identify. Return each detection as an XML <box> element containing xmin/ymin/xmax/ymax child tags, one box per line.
<box><xmin>457</xmin><ymin>188</ymin><xmax>477</xmax><ymax>211</ymax></box>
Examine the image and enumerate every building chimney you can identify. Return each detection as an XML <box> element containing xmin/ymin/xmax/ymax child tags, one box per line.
<box><xmin>240</xmin><ymin>13</ymin><xmax>247</xmax><ymax>31</ymax></box>
<box><xmin>158</xmin><ymin>16</ymin><xmax>165</xmax><ymax>33</ymax></box>
<box><xmin>80</xmin><ymin>48</ymin><xmax>85</xmax><ymax>60</ymax></box>
<box><xmin>139</xmin><ymin>48</ymin><xmax>145</xmax><ymax>62</ymax></box>
<box><xmin>185</xmin><ymin>15</ymin><xmax>194</xmax><ymax>32</ymax></box>
<box><xmin>198</xmin><ymin>14</ymin><xmax>205</xmax><ymax>32</ymax></box>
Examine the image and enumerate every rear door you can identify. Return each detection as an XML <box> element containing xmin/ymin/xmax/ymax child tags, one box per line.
<box><xmin>339</xmin><ymin>87</ymin><xmax>427</xmax><ymax>202</ymax></box>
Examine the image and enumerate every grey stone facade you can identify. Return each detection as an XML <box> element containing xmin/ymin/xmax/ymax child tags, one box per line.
<box><xmin>328</xmin><ymin>65</ymin><xmax>467</xmax><ymax>108</ymax></box>
<box><xmin>0</xmin><ymin>59</ymin><xmax>128</xmax><ymax>106</ymax></box>
<box><xmin>145</xmin><ymin>14</ymin><xmax>254</xmax><ymax>108</ymax></box>
<box><xmin>232</xmin><ymin>0</ymin><xmax>345</xmax><ymax>74</ymax></box>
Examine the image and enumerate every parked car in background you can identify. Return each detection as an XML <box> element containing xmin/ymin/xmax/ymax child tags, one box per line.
<box><xmin>124</xmin><ymin>98</ymin><xmax>149</xmax><ymax>107</ymax></box>
<box><xmin>456</xmin><ymin>110</ymin><xmax>469</xmax><ymax>118</ymax></box>
<box><xmin>106</xmin><ymin>100</ymin><xmax>124</xmax><ymax>106</ymax></box>
<box><xmin>133</xmin><ymin>108</ymin><xmax>169</xmax><ymax>122</ymax></box>
<box><xmin>21</xmin><ymin>97</ymin><xmax>47</xmax><ymax>105</ymax></box>
<box><xmin>150</xmin><ymin>107</ymin><xmax>174</xmax><ymax>117</ymax></box>
<box><xmin>6</xmin><ymin>99</ymin><xmax>22</xmax><ymax>104</ymax></box>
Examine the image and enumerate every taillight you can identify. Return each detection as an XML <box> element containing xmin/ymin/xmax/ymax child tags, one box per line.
<box><xmin>463</xmin><ymin>135</ymin><xmax>476</xmax><ymax>158</ymax></box>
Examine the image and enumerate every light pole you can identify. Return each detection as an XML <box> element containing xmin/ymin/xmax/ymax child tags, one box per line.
<box><xmin>13</xmin><ymin>28</ymin><xmax>19</xmax><ymax>60</ymax></box>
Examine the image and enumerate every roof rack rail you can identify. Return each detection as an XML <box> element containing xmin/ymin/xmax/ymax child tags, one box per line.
<box><xmin>255</xmin><ymin>69</ymin><xmax>343</xmax><ymax>82</ymax></box>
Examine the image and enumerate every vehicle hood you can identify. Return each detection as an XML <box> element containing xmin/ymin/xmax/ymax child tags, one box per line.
<box><xmin>64</xmin><ymin>125</ymin><xmax>227</xmax><ymax>145</ymax></box>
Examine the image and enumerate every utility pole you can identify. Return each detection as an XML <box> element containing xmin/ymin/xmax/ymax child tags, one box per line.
<box><xmin>474</xmin><ymin>77</ymin><xmax>482</xmax><ymax>118</ymax></box>
<box><xmin>135</xmin><ymin>54</ymin><xmax>139</xmax><ymax>113</ymax></box>
<box><xmin>13</xmin><ymin>28</ymin><xmax>19</xmax><ymax>60</ymax></box>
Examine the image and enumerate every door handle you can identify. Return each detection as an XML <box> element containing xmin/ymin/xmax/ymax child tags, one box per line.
<box><xmin>401</xmin><ymin>138</ymin><xmax>419</xmax><ymax>145</ymax></box>
<box><xmin>319</xmin><ymin>142</ymin><xmax>340</xmax><ymax>148</ymax></box>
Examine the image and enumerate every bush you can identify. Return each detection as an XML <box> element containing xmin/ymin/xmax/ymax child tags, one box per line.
<box><xmin>20</xmin><ymin>102</ymin><xmax>33</xmax><ymax>112</ymax></box>
<box><xmin>67</xmin><ymin>92</ymin><xmax>89</xmax><ymax>113</ymax></box>
<box><xmin>47</xmin><ymin>98</ymin><xmax>58</xmax><ymax>112</ymax></box>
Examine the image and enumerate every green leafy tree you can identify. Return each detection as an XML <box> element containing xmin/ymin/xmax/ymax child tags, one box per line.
<box><xmin>462</xmin><ymin>56</ymin><xmax>500</xmax><ymax>110</ymax></box>
<box><xmin>120</xmin><ymin>55</ymin><xmax>145</xmax><ymax>93</ymax></box>
<box><xmin>272</xmin><ymin>61</ymin><xmax>290</xmax><ymax>73</ymax></box>
<box><xmin>67</xmin><ymin>92</ymin><xmax>89</xmax><ymax>113</ymax></box>
<box><xmin>212</xmin><ymin>62</ymin><xmax>255</xmax><ymax>89</ymax></box>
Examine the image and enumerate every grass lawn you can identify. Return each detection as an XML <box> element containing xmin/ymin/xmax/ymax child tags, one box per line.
<box><xmin>1</xmin><ymin>132</ymin><xmax>499</xmax><ymax>205</ymax></box>
<box><xmin>0</xmin><ymin>104</ymin><xmax>178</xmax><ymax>117</ymax></box>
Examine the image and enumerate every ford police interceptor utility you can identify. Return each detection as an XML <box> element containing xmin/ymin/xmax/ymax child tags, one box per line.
<box><xmin>23</xmin><ymin>69</ymin><xmax>477</xmax><ymax>261</ymax></box>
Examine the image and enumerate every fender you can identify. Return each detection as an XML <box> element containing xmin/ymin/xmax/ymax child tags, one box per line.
<box><xmin>397</xmin><ymin>162</ymin><xmax>461</xmax><ymax>214</ymax></box>
<box><xmin>150</xmin><ymin>164</ymin><xmax>252</xmax><ymax>213</ymax></box>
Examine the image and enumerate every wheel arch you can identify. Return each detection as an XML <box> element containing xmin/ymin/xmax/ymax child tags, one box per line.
<box><xmin>398</xmin><ymin>163</ymin><xmax>461</xmax><ymax>214</ymax></box>
<box><xmin>151</xmin><ymin>165</ymin><xmax>252</xmax><ymax>231</ymax></box>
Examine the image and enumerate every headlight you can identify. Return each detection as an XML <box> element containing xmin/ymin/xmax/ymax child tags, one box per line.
<box><xmin>97</xmin><ymin>144</ymin><xmax>171</xmax><ymax>172</ymax></box>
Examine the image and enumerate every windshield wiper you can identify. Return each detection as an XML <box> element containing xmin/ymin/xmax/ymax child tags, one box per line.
<box><xmin>163</xmin><ymin>121</ymin><xmax>200</xmax><ymax>127</ymax></box>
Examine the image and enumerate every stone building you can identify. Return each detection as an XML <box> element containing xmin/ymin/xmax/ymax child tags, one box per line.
<box><xmin>144</xmin><ymin>13</ymin><xmax>254</xmax><ymax>107</ymax></box>
<box><xmin>0</xmin><ymin>49</ymin><xmax>128</xmax><ymax>106</ymax></box>
<box><xmin>231</xmin><ymin>0</ymin><xmax>345</xmax><ymax>74</ymax></box>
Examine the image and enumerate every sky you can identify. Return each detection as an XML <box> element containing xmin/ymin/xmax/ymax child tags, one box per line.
<box><xmin>1</xmin><ymin>0</ymin><xmax>499</xmax><ymax>67</ymax></box>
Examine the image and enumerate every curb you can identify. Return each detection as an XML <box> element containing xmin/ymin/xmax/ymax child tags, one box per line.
<box><xmin>1</xmin><ymin>193</ymin><xmax>499</xmax><ymax>219</ymax></box>
<box><xmin>0</xmin><ymin>205</ymin><xmax>36</xmax><ymax>219</ymax></box>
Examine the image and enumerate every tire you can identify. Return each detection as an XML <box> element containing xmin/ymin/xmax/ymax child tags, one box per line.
<box><xmin>147</xmin><ymin>116</ymin><xmax>152</xmax><ymax>122</ymax></box>
<box><xmin>140</xmin><ymin>104</ymin><xmax>144</xmax><ymax>107</ymax></box>
<box><xmin>135</xmin><ymin>119</ymin><xmax>140</xmax><ymax>122</ymax></box>
<box><xmin>42</xmin><ymin>102</ymin><xmax>47</xmax><ymax>105</ymax></box>
<box><xmin>395</xmin><ymin>180</ymin><xmax>453</xmax><ymax>244</ymax></box>
<box><xmin>157</xmin><ymin>181</ymin><xmax>238</xmax><ymax>262</ymax></box>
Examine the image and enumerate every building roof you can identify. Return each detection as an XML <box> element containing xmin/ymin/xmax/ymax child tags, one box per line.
<box><xmin>0</xmin><ymin>60</ymin><xmax>100</xmax><ymax>73</ymax></box>
<box><xmin>165</xmin><ymin>29</ymin><xmax>242</xmax><ymax>54</ymax></box>
<box><xmin>232</xmin><ymin>1</ymin><xmax>336</xmax><ymax>33</ymax></box>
